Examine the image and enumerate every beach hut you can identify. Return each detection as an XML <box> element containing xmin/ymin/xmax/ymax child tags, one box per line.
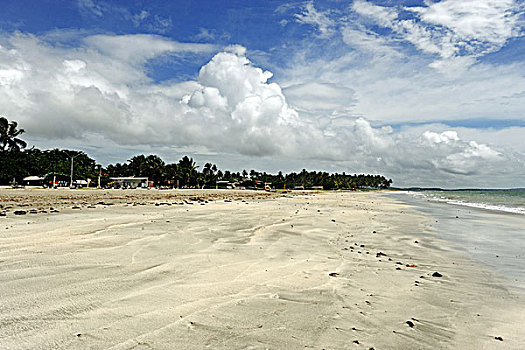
<box><xmin>23</xmin><ymin>176</ymin><xmax>44</xmax><ymax>186</ymax></box>
<box><xmin>216</xmin><ymin>180</ymin><xmax>233</xmax><ymax>189</ymax></box>
<box><xmin>110</xmin><ymin>177</ymin><xmax>149</xmax><ymax>189</ymax></box>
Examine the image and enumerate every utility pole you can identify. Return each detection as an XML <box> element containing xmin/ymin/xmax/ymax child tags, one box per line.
<box><xmin>70</xmin><ymin>157</ymin><xmax>74</xmax><ymax>187</ymax></box>
<box><xmin>97</xmin><ymin>165</ymin><xmax>102</xmax><ymax>188</ymax></box>
<box><xmin>63</xmin><ymin>150</ymin><xmax>80</xmax><ymax>188</ymax></box>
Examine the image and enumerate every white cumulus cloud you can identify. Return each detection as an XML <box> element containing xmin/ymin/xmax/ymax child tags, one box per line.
<box><xmin>0</xmin><ymin>31</ymin><xmax>523</xmax><ymax>187</ymax></box>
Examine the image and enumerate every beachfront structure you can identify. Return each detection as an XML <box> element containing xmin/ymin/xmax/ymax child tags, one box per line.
<box><xmin>42</xmin><ymin>173</ymin><xmax>70</xmax><ymax>187</ymax></box>
<box><xmin>22</xmin><ymin>176</ymin><xmax>44</xmax><ymax>186</ymax></box>
<box><xmin>110</xmin><ymin>177</ymin><xmax>149</xmax><ymax>189</ymax></box>
<box><xmin>216</xmin><ymin>180</ymin><xmax>233</xmax><ymax>189</ymax></box>
<box><xmin>39</xmin><ymin>173</ymin><xmax>90</xmax><ymax>188</ymax></box>
<box><xmin>73</xmin><ymin>179</ymin><xmax>88</xmax><ymax>188</ymax></box>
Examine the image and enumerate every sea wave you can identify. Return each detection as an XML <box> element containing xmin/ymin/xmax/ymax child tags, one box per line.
<box><xmin>443</xmin><ymin>200</ymin><xmax>525</xmax><ymax>215</ymax></box>
<box><xmin>409</xmin><ymin>192</ymin><xmax>525</xmax><ymax>215</ymax></box>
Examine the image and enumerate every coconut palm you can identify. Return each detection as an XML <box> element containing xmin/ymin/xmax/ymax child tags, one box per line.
<box><xmin>177</xmin><ymin>156</ymin><xmax>199</xmax><ymax>187</ymax></box>
<box><xmin>145</xmin><ymin>155</ymin><xmax>165</xmax><ymax>185</ymax></box>
<box><xmin>128</xmin><ymin>155</ymin><xmax>148</xmax><ymax>177</ymax></box>
<box><xmin>201</xmin><ymin>162</ymin><xmax>219</xmax><ymax>187</ymax></box>
<box><xmin>0</xmin><ymin>117</ymin><xmax>27</xmax><ymax>152</ymax></box>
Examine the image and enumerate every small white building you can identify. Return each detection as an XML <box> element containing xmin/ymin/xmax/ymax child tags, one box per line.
<box><xmin>110</xmin><ymin>177</ymin><xmax>149</xmax><ymax>189</ymax></box>
<box><xmin>73</xmin><ymin>179</ymin><xmax>88</xmax><ymax>188</ymax></box>
<box><xmin>216</xmin><ymin>180</ymin><xmax>234</xmax><ymax>189</ymax></box>
<box><xmin>23</xmin><ymin>176</ymin><xmax>44</xmax><ymax>186</ymax></box>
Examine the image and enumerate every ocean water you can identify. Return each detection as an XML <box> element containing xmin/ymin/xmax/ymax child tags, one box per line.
<box><xmin>388</xmin><ymin>191</ymin><xmax>525</xmax><ymax>290</ymax></box>
<box><xmin>410</xmin><ymin>189</ymin><xmax>525</xmax><ymax>215</ymax></box>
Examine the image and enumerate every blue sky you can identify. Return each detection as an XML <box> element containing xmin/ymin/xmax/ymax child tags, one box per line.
<box><xmin>0</xmin><ymin>0</ymin><xmax>524</xmax><ymax>187</ymax></box>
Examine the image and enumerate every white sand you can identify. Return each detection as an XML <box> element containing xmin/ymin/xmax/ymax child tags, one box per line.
<box><xmin>0</xmin><ymin>190</ymin><xmax>523</xmax><ymax>349</ymax></box>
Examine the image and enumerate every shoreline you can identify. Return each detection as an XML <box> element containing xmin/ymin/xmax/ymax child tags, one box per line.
<box><xmin>406</xmin><ymin>190</ymin><xmax>525</xmax><ymax>217</ymax></box>
<box><xmin>1</xmin><ymin>190</ymin><xmax>524</xmax><ymax>349</ymax></box>
<box><xmin>388</xmin><ymin>191</ymin><xmax>525</xmax><ymax>292</ymax></box>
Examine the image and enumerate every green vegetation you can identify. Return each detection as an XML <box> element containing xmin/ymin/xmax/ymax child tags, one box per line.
<box><xmin>0</xmin><ymin>147</ymin><xmax>98</xmax><ymax>186</ymax></box>
<box><xmin>1</xmin><ymin>117</ymin><xmax>26</xmax><ymax>152</ymax></box>
<box><xmin>0</xmin><ymin>117</ymin><xmax>392</xmax><ymax>189</ymax></box>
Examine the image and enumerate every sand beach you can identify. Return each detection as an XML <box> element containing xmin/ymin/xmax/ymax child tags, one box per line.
<box><xmin>0</xmin><ymin>188</ymin><xmax>524</xmax><ymax>349</ymax></box>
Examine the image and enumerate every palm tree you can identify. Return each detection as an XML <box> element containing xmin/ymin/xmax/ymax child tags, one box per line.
<box><xmin>202</xmin><ymin>162</ymin><xmax>212</xmax><ymax>176</ymax></box>
<box><xmin>164</xmin><ymin>163</ymin><xmax>178</xmax><ymax>187</ymax></box>
<box><xmin>128</xmin><ymin>155</ymin><xmax>148</xmax><ymax>177</ymax></box>
<box><xmin>178</xmin><ymin>156</ymin><xmax>199</xmax><ymax>187</ymax></box>
<box><xmin>201</xmin><ymin>162</ymin><xmax>219</xmax><ymax>188</ymax></box>
<box><xmin>0</xmin><ymin>117</ymin><xmax>27</xmax><ymax>152</ymax></box>
<box><xmin>145</xmin><ymin>155</ymin><xmax>165</xmax><ymax>185</ymax></box>
<box><xmin>127</xmin><ymin>154</ymin><xmax>166</xmax><ymax>185</ymax></box>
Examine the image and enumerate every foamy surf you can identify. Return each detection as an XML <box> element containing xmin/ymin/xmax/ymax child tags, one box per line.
<box><xmin>409</xmin><ymin>190</ymin><xmax>525</xmax><ymax>216</ymax></box>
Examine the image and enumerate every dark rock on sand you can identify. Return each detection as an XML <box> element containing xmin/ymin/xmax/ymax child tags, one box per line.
<box><xmin>14</xmin><ymin>210</ymin><xmax>27</xmax><ymax>215</ymax></box>
<box><xmin>432</xmin><ymin>272</ymin><xmax>443</xmax><ymax>277</ymax></box>
<box><xmin>406</xmin><ymin>320</ymin><xmax>415</xmax><ymax>327</ymax></box>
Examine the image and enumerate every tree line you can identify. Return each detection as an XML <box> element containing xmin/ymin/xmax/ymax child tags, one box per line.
<box><xmin>0</xmin><ymin>117</ymin><xmax>392</xmax><ymax>189</ymax></box>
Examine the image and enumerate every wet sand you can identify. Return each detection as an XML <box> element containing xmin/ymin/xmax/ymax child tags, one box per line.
<box><xmin>0</xmin><ymin>189</ymin><xmax>523</xmax><ymax>349</ymax></box>
<box><xmin>387</xmin><ymin>191</ymin><xmax>525</xmax><ymax>291</ymax></box>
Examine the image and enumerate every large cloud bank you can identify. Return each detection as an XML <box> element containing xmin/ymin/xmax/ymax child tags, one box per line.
<box><xmin>0</xmin><ymin>33</ymin><xmax>523</xmax><ymax>187</ymax></box>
